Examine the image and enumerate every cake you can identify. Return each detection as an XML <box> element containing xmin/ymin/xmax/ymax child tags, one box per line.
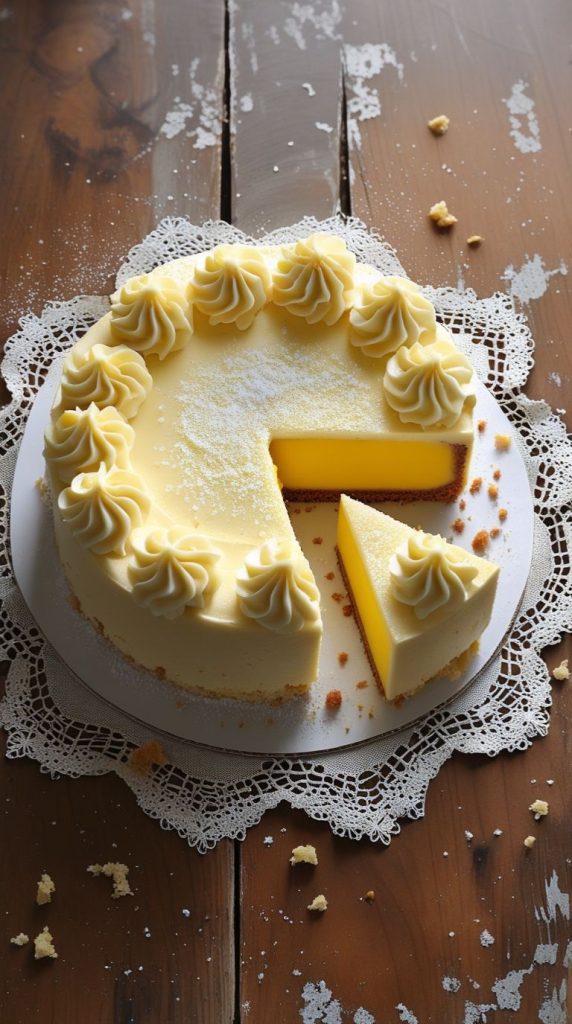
<box><xmin>44</xmin><ymin>233</ymin><xmax>480</xmax><ymax>702</ymax></box>
<box><xmin>337</xmin><ymin>495</ymin><xmax>499</xmax><ymax>701</ymax></box>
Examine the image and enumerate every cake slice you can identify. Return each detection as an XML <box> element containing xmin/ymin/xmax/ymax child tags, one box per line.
<box><xmin>337</xmin><ymin>495</ymin><xmax>499</xmax><ymax>701</ymax></box>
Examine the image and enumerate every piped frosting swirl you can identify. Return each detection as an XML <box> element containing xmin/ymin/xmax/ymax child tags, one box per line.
<box><xmin>58</xmin><ymin>465</ymin><xmax>150</xmax><ymax>556</ymax></box>
<box><xmin>192</xmin><ymin>245</ymin><xmax>271</xmax><ymax>330</ymax></box>
<box><xmin>383</xmin><ymin>339</ymin><xmax>475</xmax><ymax>427</ymax></box>
<box><xmin>44</xmin><ymin>404</ymin><xmax>134</xmax><ymax>483</ymax></box>
<box><xmin>110</xmin><ymin>274</ymin><xmax>192</xmax><ymax>360</ymax></box>
<box><xmin>390</xmin><ymin>532</ymin><xmax>478</xmax><ymax>620</ymax></box>
<box><xmin>350</xmin><ymin>276</ymin><xmax>437</xmax><ymax>358</ymax></box>
<box><xmin>272</xmin><ymin>234</ymin><xmax>355</xmax><ymax>325</ymax></box>
<box><xmin>236</xmin><ymin>539</ymin><xmax>320</xmax><ymax>634</ymax></box>
<box><xmin>128</xmin><ymin>528</ymin><xmax>221</xmax><ymax>618</ymax></box>
<box><xmin>60</xmin><ymin>344</ymin><xmax>152</xmax><ymax>419</ymax></box>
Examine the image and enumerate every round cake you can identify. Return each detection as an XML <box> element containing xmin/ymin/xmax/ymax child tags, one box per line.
<box><xmin>43</xmin><ymin>234</ymin><xmax>482</xmax><ymax>702</ymax></box>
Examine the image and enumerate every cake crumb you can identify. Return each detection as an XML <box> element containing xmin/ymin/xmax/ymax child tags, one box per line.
<box><xmin>128</xmin><ymin>740</ymin><xmax>167</xmax><ymax>775</ymax></box>
<box><xmin>429</xmin><ymin>200</ymin><xmax>457</xmax><ymax>228</ymax></box>
<box><xmin>452</xmin><ymin>518</ymin><xmax>465</xmax><ymax>534</ymax></box>
<box><xmin>467</xmin><ymin>235</ymin><xmax>484</xmax><ymax>247</ymax></box>
<box><xmin>459</xmin><ymin>498</ymin><xmax>466</xmax><ymax>511</ymax></box>
<box><xmin>498</xmin><ymin>508</ymin><xmax>508</xmax><ymax>522</ymax></box>
<box><xmin>427</xmin><ymin>113</ymin><xmax>450</xmax><ymax>135</ymax></box>
<box><xmin>553</xmin><ymin>659</ymin><xmax>569</xmax><ymax>681</ymax></box>
<box><xmin>529</xmin><ymin>799</ymin><xmax>549</xmax><ymax>820</ymax></box>
<box><xmin>337</xmin><ymin>652</ymin><xmax>348</xmax><ymax>667</ymax></box>
<box><xmin>325</xmin><ymin>689</ymin><xmax>342</xmax><ymax>710</ymax></box>
<box><xmin>495</xmin><ymin>433</ymin><xmax>511</xmax><ymax>451</ymax></box>
<box><xmin>10</xmin><ymin>933</ymin><xmax>29</xmax><ymax>947</ymax></box>
<box><xmin>35</xmin><ymin>476</ymin><xmax>51</xmax><ymax>506</ymax></box>
<box><xmin>290</xmin><ymin>845</ymin><xmax>318</xmax><ymax>867</ymax></box>
<box><xmin>342</xmin><ymin>604</ymin><xmax>353</xmax><ymax>617</ymax></box>
<box><xmin>523</xmin><ymin>835</ymin><xmax>536</xmax><ymax>849</ymax></box>
<box><xmin>364</xmin><ymin>890</ymin><xmax>376</xmax><ymax>903</ymax></box>
<box><xmin>477</xmin><ymin>420</ymin><xmax>487</xmax><ymax>433</ymax></box>
<box><xmin>312</xmin><ymin>536</ymin><xmax>323</xmax><ymax>545</ymax></box>
<box><xmin>469</xmin><ymin>477</ymin><xmax>482</xmax><ymax>495</ymax></box>
<box><xmin>331</xmin><ymin>592</ymin><xmax>344</xmax><ymax>603</ymax></box>
<box><xmin>490</xmin><ymin>527</ymin><xmax>500</xmax><ymax>539</ymax></box>
<box><xmin>307</xmin><ymin>894</ymin><xmax>328</xmax><ymax>912</ymax></box>
<box><xmin>356</xmin><ymin>680</ymin><xmax>368</xmax><ymax>690</ymax></box>
<box><xmin>36</xmin><ymin>873</ymin><xmax>55</xmax><ymax>906</ymax></box>
<box><xmin>487</xmin><ymin>484</ymin><xmax>498</xmax><ymax>500</ymax></box>
<box><xmin>493</xmin><ymin>468</ymin><xmax>502</xmax><ymax>481</ymax></box>
<box><xmin>88</xmin><ymin>862</ymin><xmax>133</xmax><ymax>898</ymax></box>
<box><xmin>324</xmin><ymin>571</ymin><xmax>335</xmax><ymax>581</ymax></box>
<box><xmin>34</xmin><ymin>927</ymin><xmax>58</xmax><ymax>960</ymax></box>
<box><xmin>472</xmin><ymin>530</ymin><xmax>489</xmax><ymax>554</ymax></box>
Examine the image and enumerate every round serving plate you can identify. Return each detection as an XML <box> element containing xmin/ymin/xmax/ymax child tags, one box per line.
<box><xmin>11</xmin><ymin>375</ymin><xmax>533</xmax><ymax>756</ymax></box>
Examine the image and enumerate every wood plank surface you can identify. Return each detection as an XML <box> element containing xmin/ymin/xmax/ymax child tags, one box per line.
<box><xmin>1</xmin><ymin>0</ymin><xmax>570</xmax><ymax>1022</ymax></box>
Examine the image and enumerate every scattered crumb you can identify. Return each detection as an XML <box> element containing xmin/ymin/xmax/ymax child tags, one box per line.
<box><xmin>34</xmin><ymin>927</ymin><xmax>58</xmax><ymax>960</ymax></box>
<box><xmin>477</xmin><ymin>420</ymin><xmax>487</xmax><ymax>433</ymax></box>
<box><xmin>307</xmin><ymin>894</ymin><xmax>328</xmax><ymax>912</ymax></box>
<box><xmin>498</xmin><ymin>508</ymin><xmax>508</xmax><ymax>522</ymax></box>
<box><xmin>493</xmin><ymin>468</ymin><xmax>501</xmax><ymax>481</ymax></box>
<box><xmin>325</xmin><ymin>689</ymin><xmax>342</xmax><ymax>710</ymax></box>
<box><xmin>427</xmin><ymin>113</ymin><xmax>450</xmax><ymax>135</ymax></box>
<box><xmin>356</xmin><ymin>680</ymin><xmax>368</xmax><ymax>690</ymax></box>
<box><xmin>493</xmin><ymin>829</ymin><xmax>503</xmax><ymax>837</ymax></box>
<box><xmin>467</xmin><ymin>235</ymin><xmax>484</xmax><ymax>247</ymax></box>
<box><xmin>324</xmin><ymin>571</ymin><xmax>335</xmax><ymax>580</ymax></box>
<box><xmin>35</xmin><ymin>476</ymin><xmax>51</xmax><ymax>506</ymax></box>
<box><xmin>495</xmin><ymin>433</ymin><xmax>511</xmax><ymax>451</ymax></box>
<box><xmin>36</xmin><ymin>873</ymin><xmax>55</xmax><ymax>906</ymax></box>
<box><xmin>464</xmin><ymin>830</ymin><xmax>474</xmax><ymax>841</ymax></box>
<box><xmin>88</xmin><ymin>862</ymin><xmax>133</xmax><ymax>898</ymax></box>
<box><xmin>488</xmin><ymin>484</ymin><xmax>498</xmax><ymax>500</ymax></box>
<box><xmin>429</xmin><ymin>199</ymin><xmax>457</xmax><ymax>228</ymax></box>
<box><xmin>490</xmin><ymin>527</ymin><xmax>500</xmax><ymax>539</ymax></box>
<box><xmin>312</xmin><ymin>537</ymin><xmax>323</xmax><ymax>545</ymax></box>
<box><xmin>469</xmin><ymin>477</ymin><xmax>482</xmax><ymax>495</ymax></box>
<box><xmin>364</xmin><ymin>890</ymin><xmax>376</xmax><ymax>903</ymax></box>
<box><xmin>331</xmin><ymin>592</ymin><xmax>344</xmax><ymax>603</ymax></box>
<box><xmin>529</xmin><ymin>799</ymin><xmax>549</xmax><ymax>820</ymax></box>
<box><xmin>459</xmin><ymin>498</ymin><xmax>466</xmax><ymax>511</ymax></box>
<box><xmin>338</xmin><ymin>652</ymin><xmax>348</xmax><ymax>667</ymax></box>
<box><xmin>452</xmin><ymin>518</ymin><xmax>465</xmax><ymax>534</ymax></box>
<box><xmin>553</xmin><ymin>659</ymin><xmax>569</xmax><ymax>681</ymax></box>
<box><xmin>523</xmin><ymin>835</ymin><xmax>536</xmax><ymax>849</ymax></box>
<box><xmin>342</xmin><ymin>604</ymin><xmax>353</xmax><ymax>617</ymax></box>
<box><xmin>10</xmin><ymin>933</ymin><xmax>29</xmax><ymax>947</ymax></box>
<box><xmin>290</xmin><ymin>845</ymin><xmax>318</xmax><ymax>867</ymax></box>
<box><xmin>472</xmin><ymin>530</ymin><xmax>490</xmax><ymax>554</ymax></box>
<box><xmin>128</xmin><ymin>740</ymin><xmax>167</xmax><ymax>775</ymax></box>
<box><xmin>263</xmin><ymin>836</ymin><xmax>274</xmax><ymax>846</ymax></box>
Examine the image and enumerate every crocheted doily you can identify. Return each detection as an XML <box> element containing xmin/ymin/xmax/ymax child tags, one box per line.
<box><xmin>1</xmin><ymin>216</ymin><xmax>570</xmax><ymax>853</ymax></box>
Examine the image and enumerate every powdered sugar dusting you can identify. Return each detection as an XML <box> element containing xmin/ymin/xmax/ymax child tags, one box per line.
<box><xmin>395</xmin><ymin>1004</ymin><xmax>418</xmax><ymax>1023</ymax></box>
<box><xmin>492</xmin><ymin>967</ymin><xmax>533</xmax><ymax>1011</ymax></box>
<box><xmin>502</xmin><ymin>255</ymin><xmax>568</xmax><ymax>305</ymax></box>
<box><xmin>442</xmin><ymin>976</ymin><xmax>461</xmax><ymax>992</ymax></box>
<box><xmin>159</xmin><ymin>59</ymin><xmax>222</xmax><ymax>149</ymax></box>
<box><xmin>299</xmin><ymin>981</ymin><xmax>377</xmax><ymax>1023</ymax></box>
<box><xmin>503</xmin><ymin>81</ymin><xmax>542</xmax><ymax>154</ymax></box>
<box><xmin>534</xmin><ymin>943</ymin><xmax>559</xmax><ymax>965</ymax></box>
<box><xmin>538</xmin><ymin>983</ymin><xmax>568</xmax><ymax>1024</ymax></box>
<box><xmin>283</xmin><ymin>1</ymin><xmax>343</xmax><ymax>51</ymax></box>
<box><xmin>480</xmin><ymin>928</ymin><xmax>495</xmax><ymax>947</ymax></box>
<box><xmin>344</xmin><ymin>43</ymin><xmax>404</xmax><ymax>149</ymax></box>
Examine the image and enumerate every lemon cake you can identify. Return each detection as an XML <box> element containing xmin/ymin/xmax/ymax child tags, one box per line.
<box><xmin>337</xmin><ymin>495</ymin><xmax>499</xmax><ymax>701</ymax></box>
<box><xmin>44</xmin><ymin>234</ymin><xmax>479</xmax><ymax>701</ymax></box>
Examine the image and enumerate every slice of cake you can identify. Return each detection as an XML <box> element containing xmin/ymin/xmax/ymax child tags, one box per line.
<box><xmin>337</xmin><ymin>495</ymin><xmax>499</xmax><ymax>701</ymax></box>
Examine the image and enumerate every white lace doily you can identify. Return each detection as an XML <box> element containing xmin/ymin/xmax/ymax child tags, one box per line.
<box><xmin>1</xmin><ymin>216</ymin><xmax>571</xmax><ymax>853</ymax></box>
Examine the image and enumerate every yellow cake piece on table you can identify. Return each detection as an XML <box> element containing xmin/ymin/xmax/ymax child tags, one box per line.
<box><xmin>337</xmin><ymin>495</ymin><xmax>499</xmax><ymax>702</ymax></box>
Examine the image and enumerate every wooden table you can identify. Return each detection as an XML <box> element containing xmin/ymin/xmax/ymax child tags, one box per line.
<box><xmin>1</xmin><ymin>2</ymin><xmax>570</xmax><ymax>1021</ymax></box>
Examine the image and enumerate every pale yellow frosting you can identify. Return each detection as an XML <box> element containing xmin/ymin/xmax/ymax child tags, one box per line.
<box><xmin>110</xmin><ymin>274</ymin><xmax>192</xmax><ymax>360</ymax></box>
<box><xmin>350</xmin><ymin>276</ymin><xmax>437</xmax><ymax>358</ymax></box>
<box><xmin>272</xmin><ymin>233</ymin><xmax>355</xmax><ymax>325</ymax></box>
<box><xmin>390</xmin><ymin>532</ymin><xmax>478</xmax><ymax>620</ymax></box>
<box><xmin>60</xmin><ymin>344</ymin><xmax>152</xmax><ymax>419</ymax></box>
<box><xmin>58</xmin><ymin>465</ymin><xmax>150</xmax><ymax>556</ymax></box>
<box><xmin>236</xmin><ymin>539</ymin><xmax>321</xmax><ymax>634</ymax></box>
<box><xmin>384</xmin><ymin>340</ymin><xmax>475</xmax><ymax>427</ymax></box>
<box><xmin>192</xmin><ymin>245</ymin><xmax>271</xmax><ymax>331</ymax></box>
<box><xmin>128</xmin><ymin>527</ymin><xmax>221</xmax><ymax>618</ymax></box>
<box><xmin>44</xmin><ymin>404</ymin><xmax>134</xmax><ymax>484</ymax></box>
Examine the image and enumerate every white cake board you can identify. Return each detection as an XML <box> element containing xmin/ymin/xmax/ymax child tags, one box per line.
<box><xmin>11</xmin><ymin>377</ymin><xmax>534</xmax><ymax>756</ymax></box>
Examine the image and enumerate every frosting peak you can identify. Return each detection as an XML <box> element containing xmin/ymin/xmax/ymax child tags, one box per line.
<box><xmin>383</xmin><ymin>339</ymin><xmax>475</xmax><ymax>428</ymax></box>
<box><xmin>192</xmin><ymin>245</ymin><xmax>271</xmax><ymax>330</ymax></box>
<box><xmin>58</xmin><ymin>465</ymin><xmax>150</xmax><ymax>556</ymax></box>
<box><xmin>350</xmin><ymin>276</ymin><xmax>437</xmax><ymax>358</ymax></box>
<box><xmin>272</xmin><ymin>233</ymin><xmax>355</xmax><ymax>325</ymax></box>
<box><xmin>44</xmin><ymin>404</ymin><xmax>134</xmax><ymax>483</ymax></box>
<box><xmin>128</xmin><ymin>528</ymin><xmax>221</xmax><ymax>618</ymax></box>
<box><xmin>390</xmin><ymin>533</ymin><xmax>478</xmax><ymax>620</ymax></box>
<box><xmin>236</xmin><ymin>539</ymin><xmax>320</xmax><ymax>634</ymax></box>
<box><xmin>60</xmin><ymin>344</ymin><xmax>152</xmax><ymax>419</ymax></box>
<box><xmin>110</xmin><ymin>274</ymin><xmax>192</xmax><ymax>360</ymax></box>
